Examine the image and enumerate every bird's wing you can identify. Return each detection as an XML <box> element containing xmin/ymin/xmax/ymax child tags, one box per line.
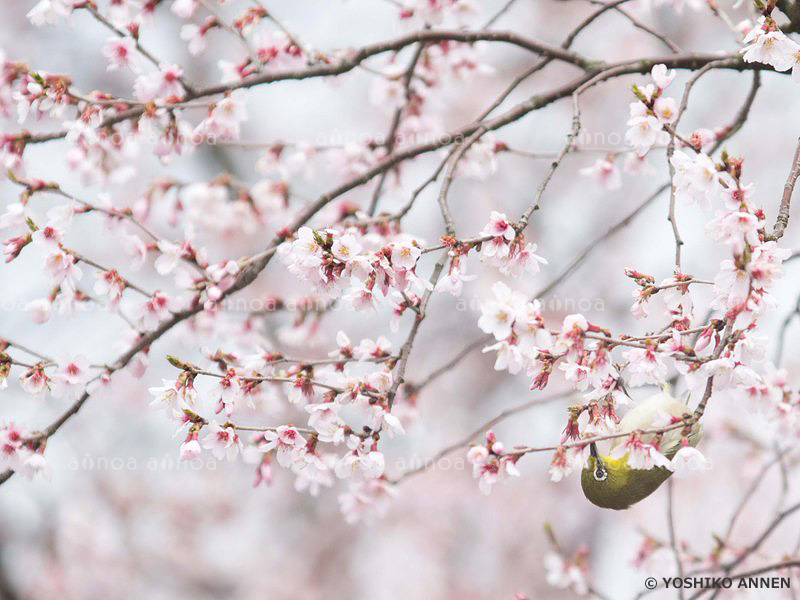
<box><xmin>611</xmin><ymin>392</ymin><xmax>696</xmax><ymax>454</ymax></box>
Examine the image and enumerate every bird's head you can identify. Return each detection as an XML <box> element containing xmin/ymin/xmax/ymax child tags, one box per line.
<box><xmin>587</xmin><ymin>441</ymin><xmax>608</xmax><ymax>482</ymax></box>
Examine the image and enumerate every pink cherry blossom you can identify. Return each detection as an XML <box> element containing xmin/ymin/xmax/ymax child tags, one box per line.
<box><xmin>579</xmin><ymin>157</ymin><xmax>622</xmax><ymax>190</ymax></box>
<box><xmin>136</xmin><ymin>292</ymin><xmax>172</xmax><ymax>331</ymax></box>
<box><xmin>260</xmin><ymin>426</ymin><xmax>305</xmax><ymax>468</ymax></box>
<box><xmin>610</xmin><ymin>432</ymin><xmax>672</xmax><ymax>470</ymax></box>
<box><xmin>133</xmin><ymin>64</ymin><xmax>185</xmax><ymax>103</ymax></box>
<box><xmin>102</xmin><ymin>36</ymin><xmax>138</xmax><ymax>72</ymax></box>
<box><xmin>623</xmin><ymin>346</ymin><xmax>669</xmax><ymax>387</ymax></box>
<box><xmin>201</xmin><ymin>420</ymin><xmax>242</xmax><ymax>461</ymax></box>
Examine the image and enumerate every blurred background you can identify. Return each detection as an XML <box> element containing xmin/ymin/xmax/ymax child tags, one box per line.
<box><xmin>1</xmin><ymin>0</ymin><xmax>799</xmax><ymax>598</ymax></box>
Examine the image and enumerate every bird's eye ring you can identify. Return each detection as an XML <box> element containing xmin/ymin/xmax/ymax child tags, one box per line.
<box><xmin>594</xmin><ymin>467</ymin><xmax>607</xmax><ymax>481</ymax></box>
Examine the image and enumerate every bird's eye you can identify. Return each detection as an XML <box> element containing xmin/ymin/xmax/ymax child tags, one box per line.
<box><xmin>594</xmin><ymin>467</ymin><xmax>607</xmax><ymax>481</ymax></box>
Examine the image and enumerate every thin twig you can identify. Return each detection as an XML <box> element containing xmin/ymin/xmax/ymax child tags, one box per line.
<box><xmin>666</xmin><ymin>60</ymin><xmax>728</xmax><ymax>269</ymax></box>
<box><xmin>608</xmin><ymin>4</ymin><xmax>681</xmax><ymax>52</ymax></box>
<box><xmin>386</xmin><ymin>253</ymin><xmax>449</xmax><ymax>409</ymax></box>
<box><xmin>367</xmin><ymin>41</ymin><xmax>427</xmax><ymax>216</ymax></box>
<box><xmin>765</xmin><ymin>136</ymin><xmax>800</xmax><ymax>241</ymax></box>
<box><xmin>483</xmin><ymin>0</ymin><xmax>519</xmax><ymax>28</ymax></box>
<box><xmin>391</xmin><ymin>390</ymin><xmax>567</xmax><ymax>483</ymax></box>
<box><xmin>84</xmin><ymin>5</ymin><xmax>197</xmax><ymax>96</ymax></box>
<box><xmin>667</xmin><ymin>479</ymin><xmax>686</xmax><ymax>600</ymax></box>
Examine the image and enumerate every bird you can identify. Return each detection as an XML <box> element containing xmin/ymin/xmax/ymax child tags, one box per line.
<box><xmin>581</xmin><ymin>391</ymin><xmax>701</xmax><ymax>510</ymax></box>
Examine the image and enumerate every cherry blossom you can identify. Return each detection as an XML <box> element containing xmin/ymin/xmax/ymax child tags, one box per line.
<box><xmin>390</xmin><ymin>241</ymin><xmax>421</xmax><ymax>271</ymax></box>
<box><xmin>670</xmin><ymin>151</ymin><xmax>727</xmax><ymax>211</ymax></box>
<box><xmin>27</xmin><ymin>0</ymin><xmax>73</xmax><ymax>26</ymax></box>
<box><xmin>50</xmin><ymin>356</ymin><xmax>89</xmax><ymax>401</ymax></box>
<box><xmin>548</xmin><ymin>445</ymin><xmax>587</xmax><ymax>482</ymax></box>
<box><xmin>194</xmin><ymin>90</ymin><xmax>249</xmax><ymax>141</ymax></box>
<box><xmin>148</xmin><ymin>379</ymin><xmax>185</xmax><ymax>418</ymax></box>
<box><xmin>740</xmin><ymin>18</ymin><xmax>799</xmax><ymax>72</ymax></box>
<box><xmin>610</xmin><ymin>432</ymin><xmax>672</xmax><ymax>470</ymax></box>
<box><xmin>260</xmin><ymin>426</ymin><xmax>305</xmax><ymax>468</ymax></box>
<box><xmin>338</xmin><ymin>479</ymin><xmax>396</xmax><ymax>524</ymax></box>
<box><xmin>136</xmin><ymin>292</ymin><xmax>172</xmax><ymax>331</ymax></box>
<box><xmin>625</xmin><ymin>115</ymin><xmax>663</xmax><ymax>157</ymax></box>
<box><xmin>306</xmin><ymin>402</ymin><xmax>346</xmax><ymax>443</ymax></box>
<box><xmin>102</xmin><ymin>37</ymin><xmax>139</xmax><ymax>72</ymax></box>
<box><xmin>201</xmin><ymin>420</ymin><xmax>242</xmax><ymax>461</ymax></box>
<box><xmin>0</xmin><ymin>423</ymin><xmax>26</xmax><ymax>470</ymax></box>
<box><xmin>215</xmin><ymin>372</ymin><xmax>242</xmax><ymax>416</ymax></box>
<box><xmin>18</xmin><ymin>361</ymin><xmax>51</xmax><ymax>395</ymax></box>
<box><xmin>544</xmin><ymin>551</ymin><xmax>589</xmax><ymax>596</ymax></box>
<box><xmin>622</xmin><ymin>346</ymin><xmax>669</xmax><ymax>387</ymax></box>
<box><xmin>93</xmin><ymin>269</ymin><xmax>127</xmax><ymax>305</ymax></box>
<box><xmin>579</xmin><ymin>157</ymin><xmax>622</xmax><ymax>190</ymax></box>
<box><xmin>133</xmin><ymin>64</ymin><xmax>185</xmax><ymax>103</ymax></box>
<box><xmin>478</xmin><ymin>281</ymin><xmax>526</xmax><ymax>341</ymax></box>
<box><xmin>293</xmin><ymin>451</ymin><xmax>335</xmax><ymax>497</ymax></box>
<box><xmin>480</xmin><ymin>211</ymin><xmax>515</xmax><ymax>257</ymax></box>
<box><xmin>179</xmin><ymin>431</ymin><xmax>202</xmax><ymax>461</ymax></box>
<box><xmin>466</xmin><ymin>431</ymin><xmax>520</xmax><ymax>495</ymax></box>
<box><xmin>24</xmin><ymin>298</ymin><xmax>52</xmax><ymax>324</ymax></box>
<box><xmin>651</xmin><ymin>64</ymin><xmax>676</xmax><ymax>89</ymax></box>
<box><xmin>670</xmin><ymin>441</ymin><xmax>711</xmax><ymax>474</ymax></box>
<box><xmin>171</xmin><ymin>0</ymin><xmax>197</xmax><ymax>19</ymax></box>
<box><xmin>20</xmin><ymin>450</ymin><xmax>48</xmax><ymax>479</ymax></box>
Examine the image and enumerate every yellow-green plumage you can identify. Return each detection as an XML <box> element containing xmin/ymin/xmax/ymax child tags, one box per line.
<box><xmin>581</xmin><ymin>392</ymin><xmax>701</xmax><ymax>510</ymax></box>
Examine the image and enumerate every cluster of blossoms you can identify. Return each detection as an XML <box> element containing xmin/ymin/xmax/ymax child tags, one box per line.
<box><xmin>740</xmin><ymin>16</ymin><xmax>800</xmax><ymax>79</ymax></box>
<box><xmin>3</xmin><ymin>0</ymin><xmax>799</xmax><ymax>547</ymax></box>
<box><xmin>578</xmin><ymin>147</ymin><xmax>661</xmax><ymax>192</ymax></box>
<box><xmin>7</xmin><ymin>10</ymin><xmax>248</xmax><ymax>185</ymax></box>
<box><xmin>397</xmin><ymin>0</ymin><xmax>478</xmax><ymax>26</ymax></box>
<box><xmin>465</xmin><ymin>430</ymin><xmax>520</xmax><ymax>495</ymax></box>
<box><xmin>432</xmin><ymin>210</ymin><xmax>548</xmax><ymax>297</ymax></box>
<box><xmin>363</xmin><ymin>11</ymin><xmax>497</xmax><ymax>174</ymax></box>
<box><xmin>278</xmin><ymin>225</ymin><xmax>425</xmax><ymax>314</ymax></box>
<box><xmin>626</xmin><ymin>269</ymin><xmax>694</xmax><ymax>322</ymax></box>
<box><xmin>2</xmin><ymin>202</ymin><xmax>83</xmax><ymax>308</ymax></box>
<box><xmin>2</xmin><ymin>186</ymin><xmax>155</xmax><ymax>332</ymax></box>
<box><xmin>579</xmin><ymin>64</ymin><xmax>698</xmax><ymax>192</ymax></box>
<box><xmin>3</xmin><ymin>2</ymin><xmax>516</xmax><ymax>524</ymax></box>
<box><xmin>477</xmin><ymin>281</ymin><xmax>552</xmax><ymax>376</ymax></box>
<box><xmin>671</xmin><ymin>151</ymin><xmax>790</xmax><ymax>326</ymax></box>
<box><xmin>473</xmin><ymin>78</ymin><xmax>793</xmax><ymax>494</ymax></box>
<box><xmin>146</xmin><ymin>331</ymin><xmax>406</xmax><ymax>522</ymax></box>
<box><xmin>489</xmin><ymin>212</ymin><xmax>785</xmax><ymax>488</ymax></box>
<box><xmin>0</xmin><ymin>422</ymin><xmax>47</xmax><ymax>479</ymax></box>
<box><xmin>543</xmin><ymin>548</ymin><xmax>590</xmax><ymax>596</ymax></box>
<box><xmin>477</xmin><ymin>211</ymin><xmax>547</xmax><ymax>277</ymax></box>
<box><xmin>1</xmin><ymin>352</ymin><xmax>95</xmax><ymax>481</ymax></box>
<box><xmin>625</xmin><ymin>64</ymin><xmax>678</xmax><ymax>157</ymax></box>
<box><xmin>17</xmin><ymin>355</ymin><xmax>92</xmax><ymax>403</ymax></box>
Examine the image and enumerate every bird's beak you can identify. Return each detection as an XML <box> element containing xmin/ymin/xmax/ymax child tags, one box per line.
<box><xmin>589</xmin><ymin>442</ymin><xmax>599</xmax><ymax>459</ymax></box>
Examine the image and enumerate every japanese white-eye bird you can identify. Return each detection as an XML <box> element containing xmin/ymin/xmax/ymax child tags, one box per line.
<box><xmin>581</xmin><ymin>391</ymin><xmax>701</xmax><ymax>510</ymax></box>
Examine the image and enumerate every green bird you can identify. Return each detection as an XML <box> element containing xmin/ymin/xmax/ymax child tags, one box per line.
<box><xmin>581</xmin><ymin>391</ymin><xmax>701</xmax><ymax>510</ymax></box>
